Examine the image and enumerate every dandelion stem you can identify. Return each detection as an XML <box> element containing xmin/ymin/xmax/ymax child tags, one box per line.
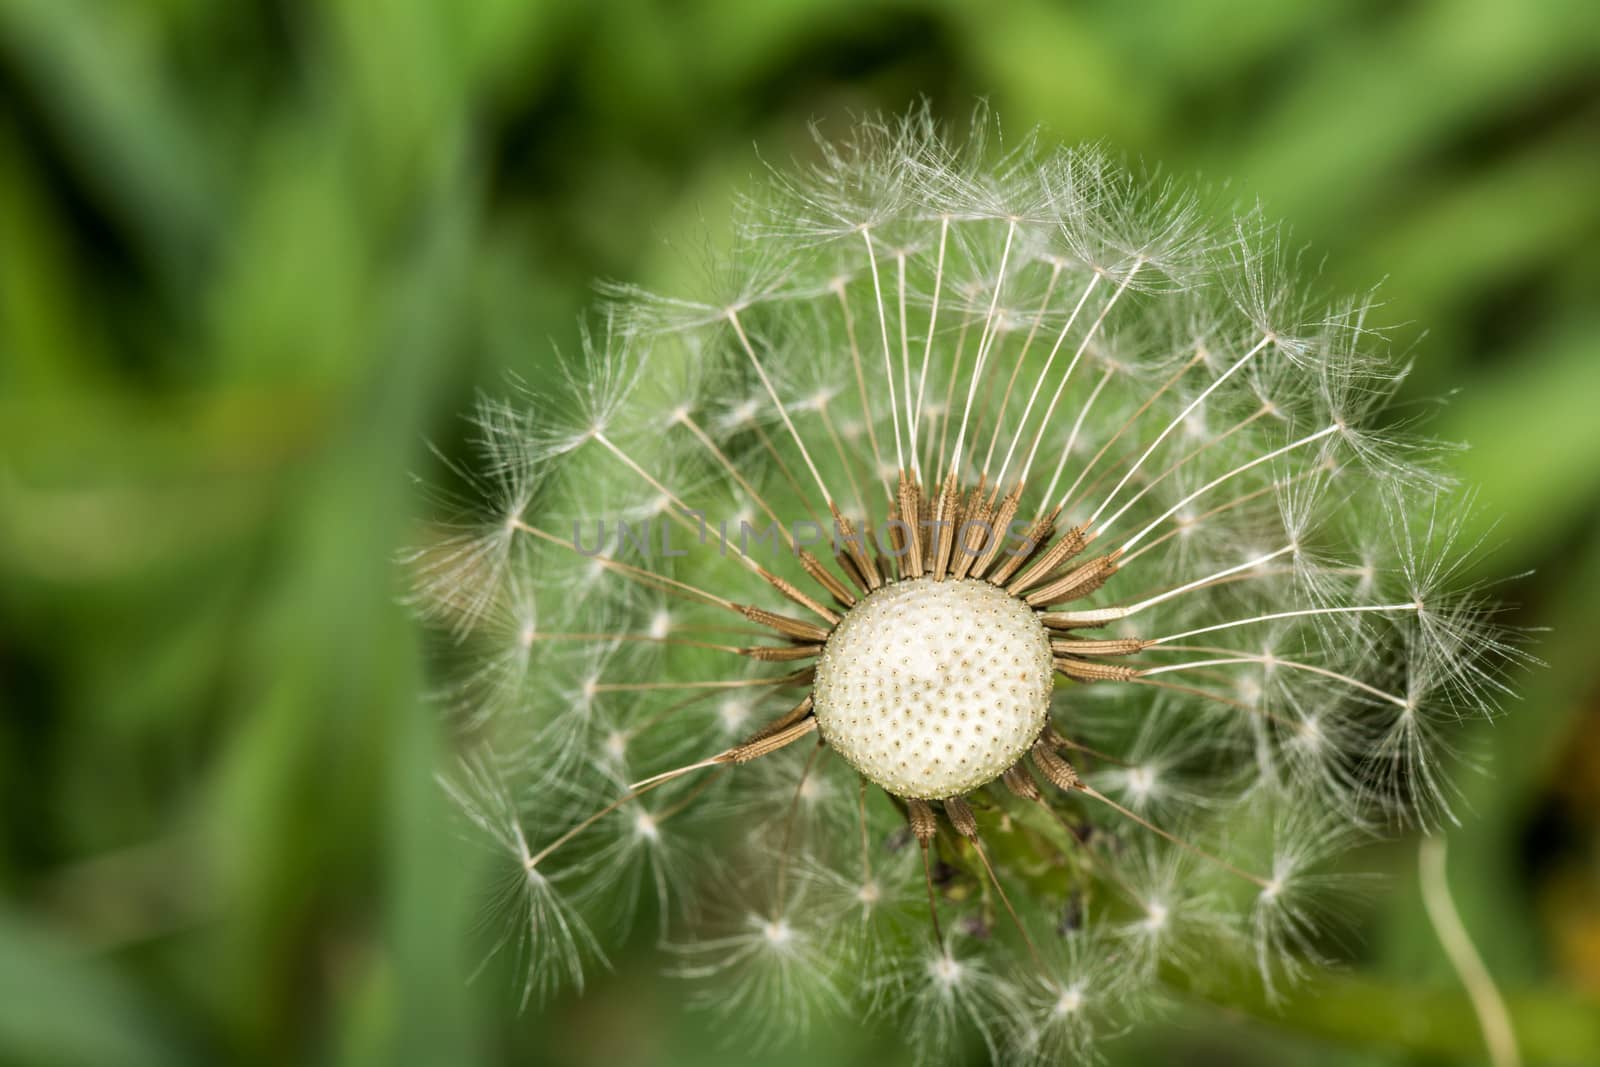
<box><xmin>655</xmin><ymin>766</ymin><xmax>731</xmax><ymax>822</ymax></box>
<box><xmin>627</xmin><ymin>757</ymin><xmax>734</xmax><ymax>793</ymax></box>
<box><xmin>1419</xmin><ymin>835</ymin><xmax>1522</xmax><ymax>1067</ymax></box>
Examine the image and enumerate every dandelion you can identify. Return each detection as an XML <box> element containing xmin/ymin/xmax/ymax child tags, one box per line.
<box><xmin>408</xmin><ymin>108</ymin><xmax>1525</xmax><ymax>1061</ymax></box>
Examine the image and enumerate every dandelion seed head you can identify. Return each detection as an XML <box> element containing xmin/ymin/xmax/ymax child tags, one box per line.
<box><xmin>410</xmin><ymin>107</ymin><xmax>1525</xmax><ymax>1063</ymax></box>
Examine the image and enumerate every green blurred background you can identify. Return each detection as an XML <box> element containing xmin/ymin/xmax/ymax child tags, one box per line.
<box><xmin>1</xmin><ymin>1</ymin><xmax>1597</xmax><ymax>1064</ymax></box>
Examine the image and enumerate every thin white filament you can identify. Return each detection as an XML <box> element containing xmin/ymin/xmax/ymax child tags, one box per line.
<box><xmin>1039</xmin><ymin>364</ymin><xmax>1115</xmax><ymax>508</ymax></box>
<box><xmin>1025</xmin><ymin>262</ymin><xmax>1142</xmax><ymax>490</ymax></box>
<box><xmin>1137</xmin><ymin>653</ymin><xmax>1410</xmax><ymax>708</ymax></box>
<box><xmin>1059</xmin><ymin>545</ymin><xmax>1297</xmax><ymax>626</ymax></box>
<box><xmin>1116</xmin><ymin>424</ymin><xmax>1340</xmax><ymax>555</ymax></box>
<box><xmin>946</xmin><ymin>219</ymin><xmax>1017</xmax><ymax>480</ymax></box>
<box><xmin>897</xmin><ymin>252</ymin><xmax>916</xmax><ymax>478</ymax></box>
<box><xmin>991</xmin><ymin>266</ymin><xmax>1097</xmax><ymax>488</ymax></box>
<box><xmin>1086</xmin><ymin>334</ymin><xmax>1272</xmax><ymax>528</ymax></box>
<box><xmin>910</xmin><ymin>217</ymin><xmax>950</xmax><ymax>462</ymax></box>
<box><xmin>861</xmin><ymin>228</ymin><xmax>906</xmax><ymax>473</ymax></box>
<box><xmin>726</xmin><ymin>309</ymin><xmax>835</xmax><ymax>504</ymax></box>
<box><xmin>1149</xmin><ymin>603</ymin><xmax>1420</xmax><ymax>645</ymax></box>
<box><xmin>980</xmin><ymin>258</ymin><xmax>1062</xmax><ymax>480</ymax></box>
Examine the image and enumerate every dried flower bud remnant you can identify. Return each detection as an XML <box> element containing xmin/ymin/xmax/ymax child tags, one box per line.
<box><xmin>409</xmin><ymin>109</ymin><xmax>1524</xmax><ymax>1062</ymax></box>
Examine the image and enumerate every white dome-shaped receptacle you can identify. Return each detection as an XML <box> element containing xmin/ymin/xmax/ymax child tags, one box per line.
<box><xmin>812</xmin><ymin>577</ymin><xmax>1055</xmax><ymax>799</ymax></box>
